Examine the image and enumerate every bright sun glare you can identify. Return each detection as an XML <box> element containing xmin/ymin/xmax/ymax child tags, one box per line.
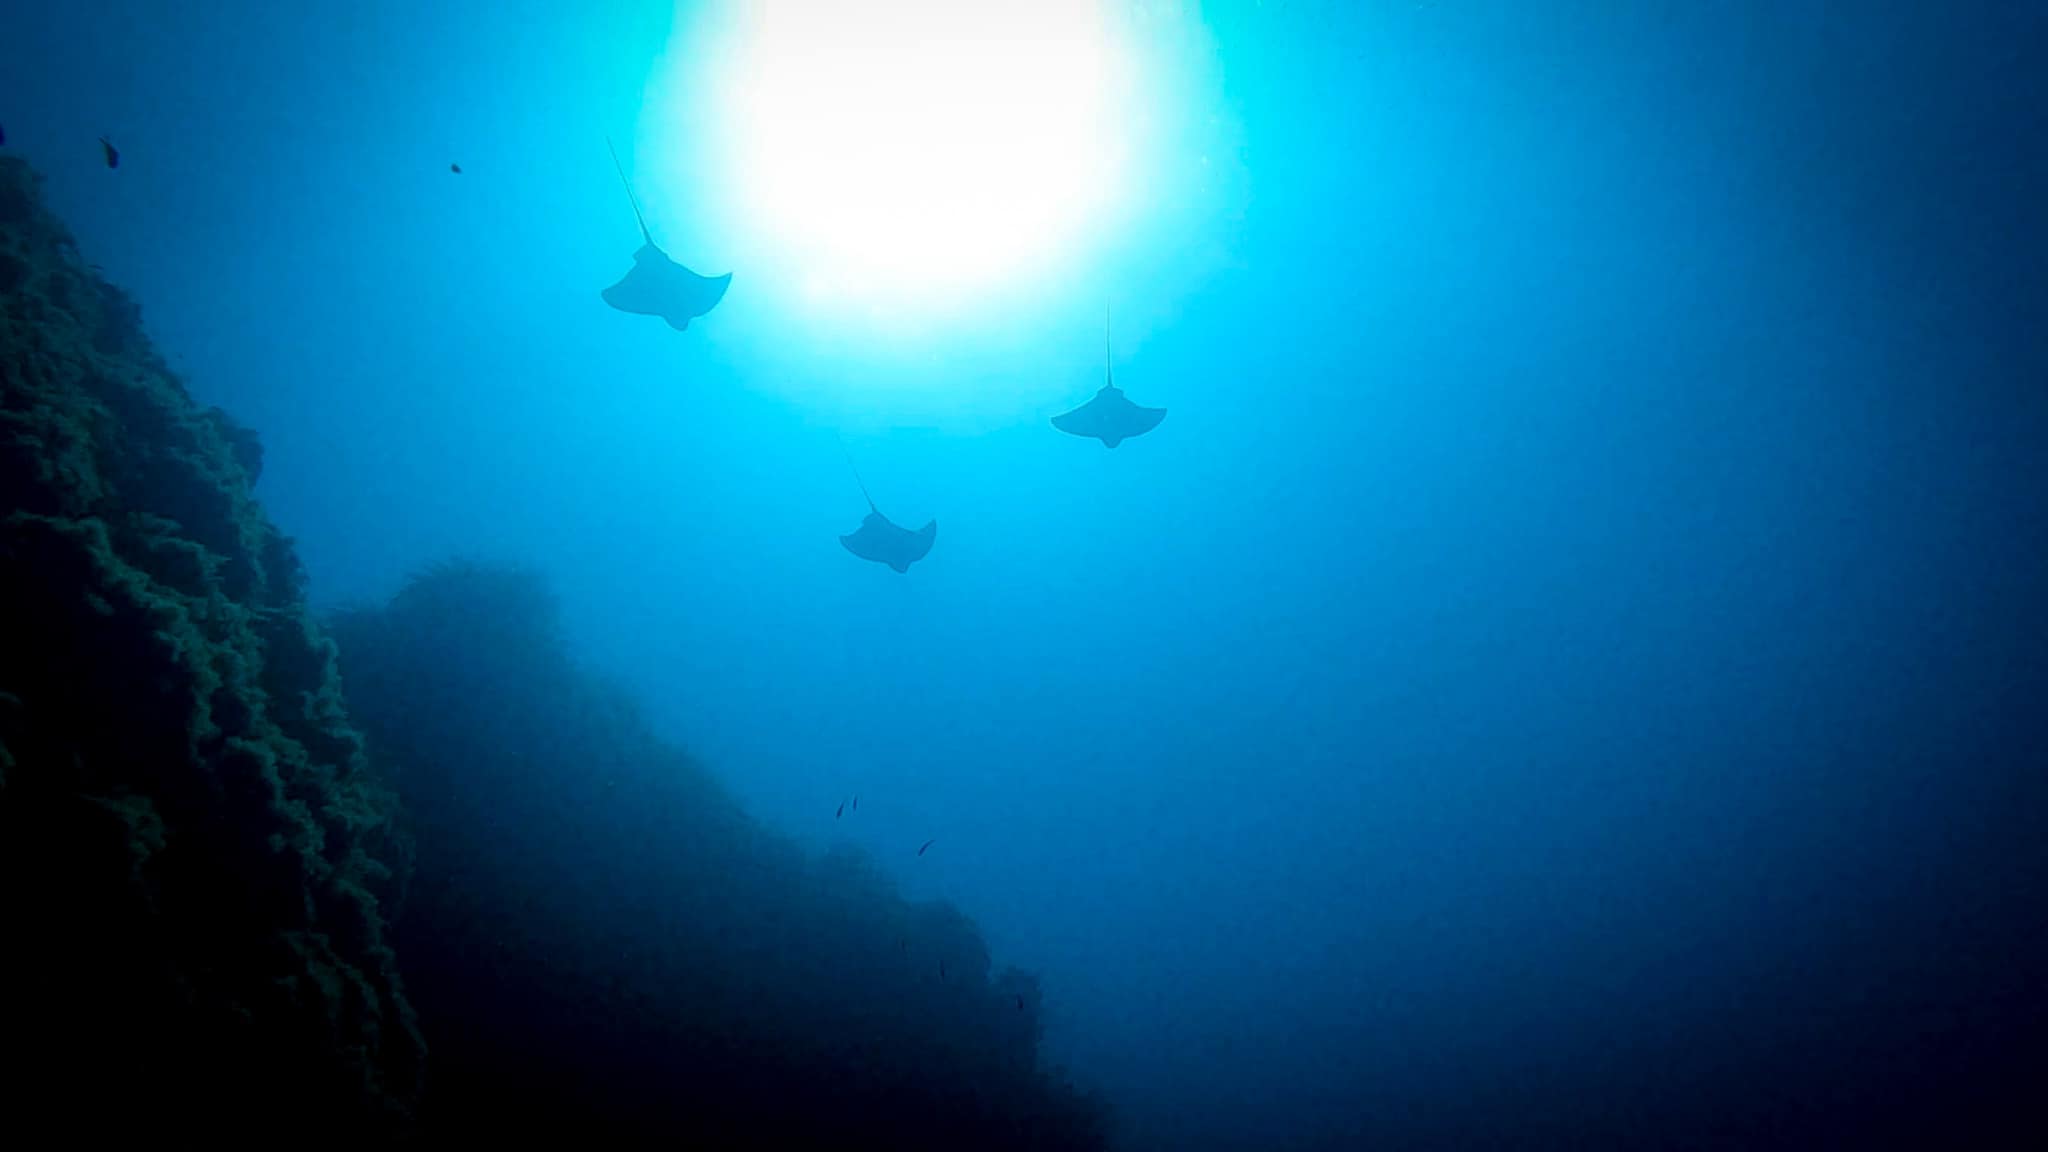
<box><xmin>700</xmin><ymin>0</ymin><xmax>1127</xmax><ymax>307</ymax></box>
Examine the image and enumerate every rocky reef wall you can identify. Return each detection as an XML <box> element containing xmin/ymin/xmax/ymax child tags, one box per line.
<box><xmin>0</xmin><ymin>155</ymin><xmax>422</xmax><ymax>1140</ymax></box>
<box><xmin>0</xmin><ymin>154</ymin><xmax>1108</xmax><ymax>1150</ymax></box>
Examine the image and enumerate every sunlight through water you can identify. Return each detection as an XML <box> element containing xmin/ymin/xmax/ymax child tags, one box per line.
<box><xmin>691</xmin><ymin>0</ymin><xmax>1131</xmax><ymax>312</ymax></box>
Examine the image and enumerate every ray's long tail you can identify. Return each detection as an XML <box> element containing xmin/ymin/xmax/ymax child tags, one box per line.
<box><xmin>605</xmin><ymin>135</ymin><xmax>653</xmax><ymax>246</ymax></box>
<box><xmin>1105</xmin><ymin>303</ymin><xmax>1114</xmax><ymax>388</ymax></box>
<box><xmin>837</xmin><ymin>432</ymin><xmax>877</xmax><ymax>513</ymax></box>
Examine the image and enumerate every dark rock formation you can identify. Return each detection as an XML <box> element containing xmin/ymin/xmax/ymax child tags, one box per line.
<box><xmin>0</xmin><ymin>155</ymin><xmax>422</xmax><ymax>1141</ymax></box>
<box><xmin>329</xmin><ymin>561</ymin><xmax>1112</xmax><ymax>1150</ymax></box>
<box><xmin>0</xmin><ymin>152</ymin><xmax>1108</xmax><ymax>1149</ymax></box>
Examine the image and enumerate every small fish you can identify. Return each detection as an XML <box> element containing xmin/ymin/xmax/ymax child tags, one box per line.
<box><xmin>852</xmin><ymin>794</ymin><xmax>859</xmax><ymax>812</ymax></box>
<box><xmin>940</xmin><ymin>961</ymin><xmax>948</xmax><ymax>982</ymax></box>
<box><xmin>917</xmin><ymin>838</ymin><xmax>936</xmax><ymax>857</ymax></box>
<box><xmin>1016</xmin><ymin>995</ymin><xmax>1025</xmax><ymax>1011</ymax></box>
<box><xmin>449</xmin><ymin>162</ymin><xmax>462</xmax><ymax>174</ymax></box>
<box><xmin>835</xmin><ymin>801</ymin><xmax>845</xmax><ymax>820</ymax></box>
<box><xmin>100</xmin><ymin>136</ymin><xmax>118</xmax><ymax>168</ymax></box>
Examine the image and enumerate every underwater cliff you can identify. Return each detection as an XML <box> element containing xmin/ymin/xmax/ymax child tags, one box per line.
<box><xmin>329</xmin><ymin>562</ymin><xmax>1110</xmax><ymax>1148</ymax></box>
<box><xmin>0</xmin><ymin>155</ymin><xmax>1106</xmax><ymax>1149</ymax></box>
<box><xmin>0</xmin><ymin>154</ymin><xmax>422</xmax><ymax>1138</ymax></box>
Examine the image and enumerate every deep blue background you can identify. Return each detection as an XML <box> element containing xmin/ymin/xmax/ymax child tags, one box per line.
<box><xmin>6</xmin><ymin>2</ymin><xmax>2044</xmax><ymax>1147</ymax></box>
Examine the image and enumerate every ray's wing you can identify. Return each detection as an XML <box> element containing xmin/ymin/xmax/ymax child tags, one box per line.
<box><xmin>903</xmin><ymin>520</ymin><xmax>937</xmax><ymax>567</ymax></box>
<box><xmin>601</xmin><ymin>247</ymin><xmax>675</xmax><ymax>316</ymax></box>
<box><xmin>841</xmin><ymin>514</ymin><xmax>904</xmax><ymax>568</ymax></box>
<box><xmin>1051</xmin><ymin>392</ymin><xmax>1112</xmax><ymax>440</ymax></box>
<box><xmin>840</xmin><ymin>514</ymin><xmax>935</xmax><ymax>573</ymax></box>
<box><xmin>691</xmin><ymin>270</ymin><xmax>733</xmax><ymax>313</ymax></box>
<box><xmin>839</xmin><ymin>517</ymin><xmax>891</xmax><ymax>565</ymax></box>
<box><xmin>874</xmin><ymin>519</ymin><xmax>937</xmax><ymax>573</ymax></box>
<box><xmin>603</xmin><ymin>244</ymin><xmax>732</xmax><ymax>329</ymax></box>
<box><xmin>1054</xmin><ymin>388</ymin><xmax>1166</xmax><ymax>448</ymax></box>
<box><xmin>1107</xmin><ymin>398</ymin><xmax>1167</xmax><ymax>446</ymax></box>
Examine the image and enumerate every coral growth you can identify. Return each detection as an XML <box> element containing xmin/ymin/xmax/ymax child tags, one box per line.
<box><xmin>0</xmin><ymin>156</ymin><xmax>421</xmax><ymax>1140</ymax></box>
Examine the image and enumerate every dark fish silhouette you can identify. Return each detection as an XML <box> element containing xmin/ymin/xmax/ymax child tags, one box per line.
<box><xmin>841</xmin><ymin>509</ymin><xmax>936</xmax><ymax>574</ymax></box>
<box><xmin>917</xmin><ymin>838</ymin><xmax>936</xmax><ymax>857</ymax></box>
<box><xmin>601</xmin><ymin>137</ymin><xmax>730</xmax><ymax>332</ymax></box>
<box><xmin>940</xmin><ymin>961</ymin><xmax>948</xmax><ymax>982</ymax></box>
<box><xmin>835</xmin><ymin>800</ymin><xmax>845</xmax><ymax>819</ymax></box>
<box><xmin>838</xmin><ymin>445</ymin><xmax>935</xmax><ymax>573</ymax></box>
<box><xmin>1053</xmin><ymin>307</ymin><xmax>1165</xmax><ymax>448</ymax></box>
<box><xmin>450</xmin><ymin>162</ymin><xmax>462</xmax><ymax>174</ymax></box>
<box><xmin>1017</xmin><ymin>994</ymin><xmax>1025</xmax><ymax>1011</ymax></box>
<box><xmin>99</xmin><ymin>136</ymin><xmax>119</xmax><ymax>169</ymax></box>
<box><xmin>852</xmin><ymin>794</ymin><xmax>859</xmax><ymax>812</ymax></box>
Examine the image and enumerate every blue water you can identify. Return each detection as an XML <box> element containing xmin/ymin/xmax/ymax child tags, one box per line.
<box><xmin>7</xmin><ymin>2</ymin><xmax>2044</xmax><ymax>1147</ymax></box>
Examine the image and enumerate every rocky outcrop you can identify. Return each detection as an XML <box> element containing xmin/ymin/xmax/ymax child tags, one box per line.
<box><xmin>329</xmin><ymin>560</ymin><xmax>1112</xmax><ymax>1150</ymax></box>
<box><xmin>0</xmin><ymin>151</ymin><xmax>1108</xmax><ymax>1149</ymax></box>
<box><xmin>0</xmin><ymin>155</ymin><xmax>421</xmax><ymax>1141</ymax></box>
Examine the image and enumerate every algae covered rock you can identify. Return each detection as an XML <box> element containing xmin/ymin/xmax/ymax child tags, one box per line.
<box><xmin>0</xmin><ymin>155</ymin><xmax>421</xmax><ymax>1140</ymax></box>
